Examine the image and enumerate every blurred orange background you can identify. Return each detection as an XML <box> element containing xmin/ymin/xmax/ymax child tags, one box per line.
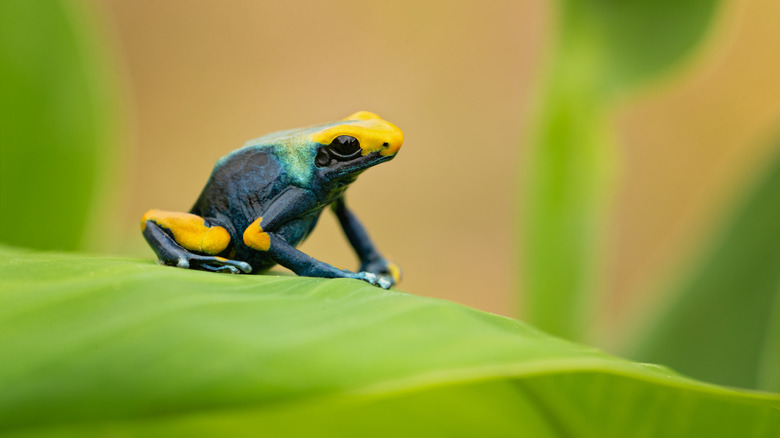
<box><xmin>99</xmin><ymin>0</ymin><xmax>780</xmax><ymax>322</ymax></box>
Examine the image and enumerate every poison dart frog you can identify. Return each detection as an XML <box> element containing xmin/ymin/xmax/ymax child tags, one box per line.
<box><xmin>141</xmin><ymin>111</ymin><xmax>402</xmax><ymax>289</ymax></box>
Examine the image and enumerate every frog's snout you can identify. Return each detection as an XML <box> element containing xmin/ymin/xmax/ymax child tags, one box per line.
<box><xmin>379</xmin><ymin>137</ymin><xmax>402</xmax><ymax>157</ymax></box>
<box><xmin>381</xmin><ymin>142</ymin><xmax>401</xmax><ymax>155</ymax></box>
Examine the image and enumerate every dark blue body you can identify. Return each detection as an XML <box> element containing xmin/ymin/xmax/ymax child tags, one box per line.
<box><xmin>190</xmin><ymin>147</ymin><xmax>324</xmax><ymax>272</ymax></box>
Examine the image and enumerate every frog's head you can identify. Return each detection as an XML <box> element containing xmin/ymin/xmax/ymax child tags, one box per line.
<box><xmin>311</xmin><ymin>111</ymin><xmax>403</xmax><ymax>184</ymax></box>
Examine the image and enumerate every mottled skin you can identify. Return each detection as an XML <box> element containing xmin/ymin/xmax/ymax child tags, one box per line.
<box><xmin>141</xmin><ymin>111</ymin><xmax>402</xmax><ymax>289</ymax></box>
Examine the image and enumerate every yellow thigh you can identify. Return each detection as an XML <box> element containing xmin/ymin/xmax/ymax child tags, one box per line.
<box><xmin>141</xmin><ymin>209</ymin><xmax>231</xmax><ymax>255</ymax></box>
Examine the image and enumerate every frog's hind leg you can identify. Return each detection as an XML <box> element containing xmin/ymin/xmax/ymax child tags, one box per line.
<box><xmin>141</xmin><ymin>209</ymin><xmax>252</xmax><ymax>274</ymax></box>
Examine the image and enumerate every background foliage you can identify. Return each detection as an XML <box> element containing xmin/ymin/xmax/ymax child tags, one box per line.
<box><xmin>0</xmin><ymin>0</ymin><xmax>117</xmax><ymax>252</ymax></box>
<box><xmin>522</xmin><ymin>0</ymin><xmax>720</xmax><ymax>340</ymax></box>
<box><xmin>522</xmin><ymin>0</ymin><xmax>780</xmax><ymax>394</ymax></box>
<box><xmin>630</xmin><ymin>142</ymin><xmax>780</xmax><ymax>391</ymax></box>
<box><xmin>0</xmin><ymin>0</ymin><xmax>779</xmax><ymax>435</ymax></box>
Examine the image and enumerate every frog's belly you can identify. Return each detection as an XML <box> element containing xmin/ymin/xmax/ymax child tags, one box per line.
<box><xmin>237</xmin><ymin>214</ymin><xmax>320</xmax><ymax>273</ymax></box>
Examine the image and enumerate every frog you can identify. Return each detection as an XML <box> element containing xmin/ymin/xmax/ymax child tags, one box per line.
<box><xmin>141</xmin><ymin>111</ymin><xmax>403</xmax><ymax>289</ymax></box>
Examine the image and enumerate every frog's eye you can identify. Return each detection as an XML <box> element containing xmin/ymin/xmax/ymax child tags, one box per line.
<box><xmin>328</xmin><ymin>135</ymin><xmax>361</xmax><ymax>159</ymax></box>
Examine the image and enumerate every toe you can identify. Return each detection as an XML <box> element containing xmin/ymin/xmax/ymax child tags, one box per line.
<box><xmin>235</xmin><ymin>261</ymin><xmax>253</xmax><ymax>273</ymax></box>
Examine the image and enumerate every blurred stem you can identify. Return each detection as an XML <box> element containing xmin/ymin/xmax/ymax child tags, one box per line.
<box><xmin>521</xmin><ymin>2</ymin><xmax>615</xmax><ymax>340</ymax></box>
<box><xmin>521</xmin><ymin>0</ymin><xmax>722</xmax><ymax>341</ymax></box>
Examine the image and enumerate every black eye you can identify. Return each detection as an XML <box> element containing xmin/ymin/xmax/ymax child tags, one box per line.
<box><xmin>328</xmin><ymin>135</ymin><xmax>361</xmax><ymax>158</ymax></box>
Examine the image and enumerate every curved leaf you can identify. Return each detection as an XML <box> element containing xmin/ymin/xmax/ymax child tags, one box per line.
<box><xmin>0</xmin><ymin>246</ymin><xmax>777</xmax><ymax>436</ymax></box>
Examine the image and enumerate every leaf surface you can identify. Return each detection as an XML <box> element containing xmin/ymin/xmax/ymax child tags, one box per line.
<box><xmin>0</xmin><ymin>247</ymin><xmax>777</xmax><ymax>437</ymax></box>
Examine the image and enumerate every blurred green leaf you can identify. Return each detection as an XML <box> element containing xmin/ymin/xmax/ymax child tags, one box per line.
<box><xmin>629</xmin><ymin>145</ymin><xmax>780</xmax><ymax>391</ymax></box>
<box><xmin>1</xmin><ymin>246</ymin><xmax>778</xmax><ymax>437</ymax></box>
<box><xmin>558</xmin><ymin>0</ymin><xmax>720</xmax><ymax>96</ymax></box>
<box><xmin>0</xmin><ymin>0</ymin><xmax>116</xmax><ymax>251</ymax></box>
<box><xmin>522</xmin><ymin>0</ymin><xmax>721</xmax><ymax>339</ymax></box>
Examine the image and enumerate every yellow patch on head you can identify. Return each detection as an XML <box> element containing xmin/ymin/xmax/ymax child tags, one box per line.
<box><xmin>141</xmin><ymin>209</ymin><xmax>230</xmax><ymax>255</ymax></box>
<box><xmin>311</xmin><ymin>111</ymin><xmax>403</xmax><ymax>157</ymax></box>
<box><xmin>243</xmin><ymin>217</ymin><xmax>271</xmax><ymax>251</ymax></box>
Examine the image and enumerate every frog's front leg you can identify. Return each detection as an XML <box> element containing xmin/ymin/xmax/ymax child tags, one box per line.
<box><xmin>242</xmin><ymin>187</ymin><xmax>392</xmax><ymax>289</ymax></box>
<box><xmin>141</xmin><ymin>209</ymin><xmax>251</xmax><ymax>274</ymax></box>
<box><xmin>331</xmin><ymin>197</ymin><xmax>401</xmax><ymax>287</ymax></box>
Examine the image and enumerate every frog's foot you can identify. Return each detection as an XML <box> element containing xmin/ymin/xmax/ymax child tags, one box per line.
<box><xmin>360</xmin><ymin>258</ymin><xmax>401</xmax><ymax>288</ymax></box>
<box><xmin>352</xmin><ymin>271</ymin><xmax>392</xmax><ymax>290</ymax></box>
<box><xmin>258</xmin><ymin>232</ymin><xmax>393</xmax><ymax>288</ymax></box>
<box><xmin>175</xmin><ymin>254</ymin><xmax>253</xmax><ymax>274</ymax></box>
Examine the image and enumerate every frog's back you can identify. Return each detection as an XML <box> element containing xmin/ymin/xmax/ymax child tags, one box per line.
<box><xmin>191</xmin><ymin>145</ymin><xmax>287</xmax><ymax>232</ymax></box>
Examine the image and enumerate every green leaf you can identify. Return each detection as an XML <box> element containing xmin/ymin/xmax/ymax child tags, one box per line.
<box><xmin>521</xmin><ymin>0</ymin><xmax>721</xmax><ymax>339</ymax></box>
<box><xmin>0</xmin><ymin>1</ymin><xmax>117</xmax><ymax>251</ymax></box>
<box><xmin>1</xmin><ymin>246</ymin><xmax>777</xmax><ymax>437</ymax></box>
<box><xmin>558</xmin><ymin>0</ymin><xmax>720</xmax><ymax>95</ymax></box>
<box><xmin>629</xmin><ymin>146</ymin><xmax>780</xmax><ymax>392</ymax></box>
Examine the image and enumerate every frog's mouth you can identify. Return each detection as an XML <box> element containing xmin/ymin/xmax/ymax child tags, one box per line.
<box><xmin>325</xmin><ymin>151</ymin><xmax>397</xmax><ymax>181</ymax></box>
<box><xmin>351</xmin><ymin>150</ymin><xmax>397</xmax><ymax>170</ymax></box>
